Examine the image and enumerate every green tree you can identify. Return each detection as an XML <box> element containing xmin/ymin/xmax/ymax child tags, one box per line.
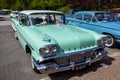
<box><xmin>0</xmin><ymin>0</ymin><xmax>8</xmax><ymax>9</ymax></box>
<box><xmin>12</xmin><ymin>0</ymin><xmax>23</xmax><ymax>10</ymax></box>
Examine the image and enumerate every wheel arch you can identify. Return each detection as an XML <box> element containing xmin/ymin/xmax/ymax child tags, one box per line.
<box><xmin>25</xmin><ymin>45</ymin><xmax>31</xmax><ymax>55</ymax></box>
<box><xmin>102</xmin><ymin>32</ymin><xmax>115</xmax><ymax>38</ymax></box>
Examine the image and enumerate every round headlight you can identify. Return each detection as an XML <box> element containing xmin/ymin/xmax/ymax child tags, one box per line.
<box><xmin>40</xmin><ymin>47</ymin><xmax>50</xmax><ymax>55</ymax></box>
<box><xmin>43</xmin><ymin>47</ymin><xmax>50</xmax><ymax>54</ymax></box>
<box><xmin>51</xmin><ymin>46</ymin><xmax>58</xmax><ymax>53</ymax></box>
<box><xmin>40</xmin><ymin>44</ymin><xmax>58</xmax><ymax>57</ymax></box>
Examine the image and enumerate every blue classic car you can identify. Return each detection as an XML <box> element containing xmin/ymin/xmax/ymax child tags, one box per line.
<box><xmin>65</xmin><ymin>8</ymin><xmax>81</xmax><ymax>18</ymax></box>
<box><xmin>66</xmin><ymin>11</ymin><xmax>120</xmax><ymax>47</ymax></box>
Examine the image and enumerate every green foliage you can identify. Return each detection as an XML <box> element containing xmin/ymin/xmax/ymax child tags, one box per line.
<box><xmin>0</xmin><ymin>0</ymin><xmax>8</xmax><ymax>9</ymax></box>
<box><xmin>57</xmin><ymin>6</ymin><xmax>70</xmax><ymax>14</ymax></box>
<box><xmin>12</xmin><ymin>0</ymin><xmax>22</xmax><ymax>10</ymax></box>
<box><xmin>0</xmin><ymin>0</ymin><xmax>120</xmax><ymax>11</ymax></box>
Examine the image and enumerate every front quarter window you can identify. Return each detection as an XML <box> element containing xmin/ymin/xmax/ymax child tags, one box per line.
<box><xmin>92</xmin><ymin>17</ymin><xmax>97</xmax><ymax>22</ymax></box>
<box><xmin>19</xmin><ymin>14</ymin><xmax>29</xmax><ymax>26</ymax></box>
<box><xmin>75</xmin><ymin>13</ymin><xmax>83</xmax><ymax>20</ymax></box>
<box><xmin>83</xmin><ymin>14</ymin><xmax>92</xmax><ymax>22</ymax></box>
<box><xmin>55</xmin><ymin>14</ymin><xmax>65</xmax><ymax>25</ymax></box>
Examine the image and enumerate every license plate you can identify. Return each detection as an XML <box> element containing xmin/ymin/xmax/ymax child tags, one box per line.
<box><xmin>75</xmin><ymin>65</ymin><xmax>86</xmax><ymax>70</ymax></box>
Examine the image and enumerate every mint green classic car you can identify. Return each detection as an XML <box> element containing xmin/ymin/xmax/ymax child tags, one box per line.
<box><xmin>11</xmin><ymin>10</ymin><xmax>108</xmax><ymax>74</ymax></box>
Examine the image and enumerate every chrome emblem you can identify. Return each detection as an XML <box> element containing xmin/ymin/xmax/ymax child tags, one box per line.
<box><xmin>42</xmin><ymin>37</ymin><xmax>51</xmax><ymax>42</ymax></box>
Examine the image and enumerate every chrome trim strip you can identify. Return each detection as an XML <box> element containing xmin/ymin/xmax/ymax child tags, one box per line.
<box><xmin>17</xmin><ymin>30</ymin><xmax>34</xmax><ymax>50</ymax></box>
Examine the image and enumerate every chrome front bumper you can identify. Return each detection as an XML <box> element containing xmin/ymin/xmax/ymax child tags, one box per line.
<box><xmin>33</xmin><ymin>47</ymin><xmax>108</xmax><ymax>74</ymax></box>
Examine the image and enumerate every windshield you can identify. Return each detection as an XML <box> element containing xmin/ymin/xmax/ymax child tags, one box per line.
<box><xmin>94</xmin><ymin>12</ymin><xmax>118</xmax><ymax>22</ymax></box>
<box><xmin>29</xmin><ymin>13</ymin><xmax>65</xmax><ymax>26</ymax></box>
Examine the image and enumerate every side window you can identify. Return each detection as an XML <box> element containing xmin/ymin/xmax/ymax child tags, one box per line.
<box><xmin>92</xmin><ymin>17</ymin><xmax>97</xmax><ymax>22</ymax></box>
<box><xmin>83</xmin><ymin>13</ymin><xmax>92</xmax><ymax>22</ymax></box>
<box><xmin>19</xmin><ymin>14</ymin><xmax>29</xmax><ymax>26</ymax></box>
<box><xmin>75</xmin><ymin>13</ymin><xmax>83</xmax><ymax>20</ymax></box>
<box><xmin>46</xmin><ymin>14</ymin><xmax>54</xmax><ymax>24</ymax></box>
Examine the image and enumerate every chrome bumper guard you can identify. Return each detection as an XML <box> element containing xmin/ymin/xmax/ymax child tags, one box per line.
<box><xmin>116</xmin><ymin>39</ymin><xmax>120</xmax><ymax>44</ymax></box>
<box><xmin>33</xmin><ymin>47</ymin><xmax>108</xmax><ymax>74</ymax></box>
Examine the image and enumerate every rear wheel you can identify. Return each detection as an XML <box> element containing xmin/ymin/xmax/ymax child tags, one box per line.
<box><xmin>105</xmin><ymin>34</ymin><xmax>116</xmax><ymax>48</ymax></box>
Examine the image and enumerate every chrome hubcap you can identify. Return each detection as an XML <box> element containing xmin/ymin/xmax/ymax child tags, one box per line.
<box><xmin>105</xmin><ymin>35</ymin><xmax>113</xmax><ymax>47</ymax></box>
<box><xmin>31</xmin><ymin>56</ymin><xmax>35</xmax><ymax>69</ymax></box>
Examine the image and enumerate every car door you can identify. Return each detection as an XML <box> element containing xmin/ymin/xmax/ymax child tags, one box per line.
<box><xmin>72</xmin><ymin>13</ymin><xmax>83</xmax><ymax>26</ymax></box>
<box><xmin>16</xmin><ymin>14</ymin><xmax>30</xmax><ymax>48</ymax></box>
<box><xmin>74</xmin><ymin>13</ymin><xmax>99</xmax><ymax>32</ymax></box>
<box><xmin>81</xmin><ymin>13</ymin><xmax>98</xmax><ymax>31</ymax></box>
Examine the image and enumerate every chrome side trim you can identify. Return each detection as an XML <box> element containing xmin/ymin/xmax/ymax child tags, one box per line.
<box><xmin>17</xmin><ymin>30</ymin><xmax>34</xmax><ymax>50</ymax></box>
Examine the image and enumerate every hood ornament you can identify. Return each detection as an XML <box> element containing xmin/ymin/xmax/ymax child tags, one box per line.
<box><xmin>42</xmin><ymin>37</ymin><xmax>51</xmax><ymax>43</ymax></box>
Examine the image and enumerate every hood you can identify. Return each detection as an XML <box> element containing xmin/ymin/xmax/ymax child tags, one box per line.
<box><xmin>31</xmin><ymin>25</ymin><xmax>97</xmax><ymax>53</ymax></box>
<box><xmin>95</xmin><ymin>22</ymin><xmax>120</xmax><ymax>31</ymax></box>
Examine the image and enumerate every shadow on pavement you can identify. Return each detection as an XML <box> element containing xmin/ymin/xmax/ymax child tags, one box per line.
<box><xmin>115</xmin><ymin>44</ymin><xmax>120</xmax><ymax>49</ymax></box>
<box><xmin>49</xmin><ymin>56</ymin><xmax>115</xmax><ymax>80</ymax></box>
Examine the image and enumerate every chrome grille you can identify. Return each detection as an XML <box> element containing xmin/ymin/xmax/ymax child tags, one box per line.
<box><xmin>54</xmin><ymin>50</ymin><xmax>94</xmax><ymax>65</ymax></box>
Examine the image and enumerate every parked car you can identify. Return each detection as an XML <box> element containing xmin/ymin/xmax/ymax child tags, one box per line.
<box><xmin>10</xmin><ymin>11</ymin><xmax>19</xmax><ymax>18</ymax></box>
<box><xmin>0</xmin><ymin>10</ymin><xmax>3</xmax><ymax>14</ymax></box>
<box><xmin>0</xmin><ymin>9</ymin><xmax>11</xmax><ymax>15</ymax></box>
<box><xmin>66</xmin><ymin>11</ymin><xmax>120</xmax><ymax>47</ymax></box>
<box><xmin>0</xmin><ymin>10</ymin><xmax>6</xmax><ymax>15</ymax></box>
<box><xmin>11</xmin><ymin>10</ymin><xmax>108</xmax><ymax>74</ymax></box>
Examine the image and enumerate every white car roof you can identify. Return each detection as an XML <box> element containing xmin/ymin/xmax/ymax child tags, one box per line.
<box><xmin>19</xmin><ymin>10</ymin><xmax>63</xmax><ymax>15</ymax></box>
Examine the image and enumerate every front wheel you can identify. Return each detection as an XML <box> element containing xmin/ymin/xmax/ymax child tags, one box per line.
<box><xmin>11</xmin><ymin>22</ymin><xmax>17</xmax><ymax>32</ymax></box>
<box><xmin>15</xmin><ymin>32</ymin><xmax>18</xmax><ymax>40</ymax></box>
<box><xmin>105</xmin><ymin>34</ymin><xmax>116</xmax><ymax>48</ymax></box>
<box><xmin>31</xmin><ymin>56</ymin><xmax>41</xmax><ymax>73</ymax></box>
